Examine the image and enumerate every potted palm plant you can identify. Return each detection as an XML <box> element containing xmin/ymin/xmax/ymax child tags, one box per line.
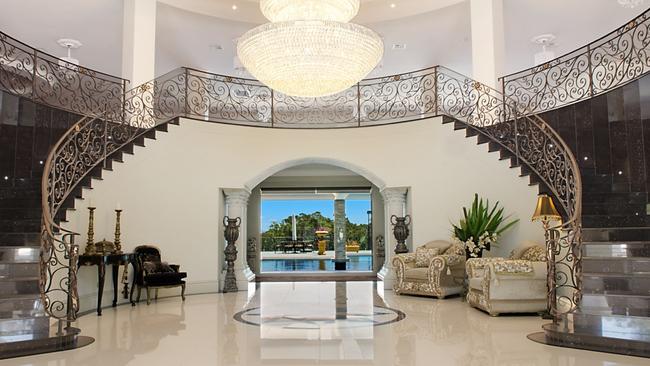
<box><xmin>452</xmin><ymin>194</ymin><xmax>519</xmax><ymax>258</ymax></box>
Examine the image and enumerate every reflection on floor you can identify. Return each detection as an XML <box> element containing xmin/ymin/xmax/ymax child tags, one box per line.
<box><xmin>2</xmin><ymin>281</ymin><xmax>647</xmax><ymax>366</ymax></box>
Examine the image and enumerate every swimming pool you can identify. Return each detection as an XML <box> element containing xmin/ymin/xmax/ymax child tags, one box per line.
<box><xmin>261</xmin><ymin>255</ymin><xmax>373</xmax><ymax>272</ymax></box>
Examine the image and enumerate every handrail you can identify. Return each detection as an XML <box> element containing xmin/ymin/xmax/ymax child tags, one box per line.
<box><xmin>36</xmin><ymin>65</ymin><xmax>583</xmax><ymax>323</ymax></box>
<box><xmin>0</xmin><ymin>30</ymin><xmax>128</xmax><ymax>117</ymax></box>
<box><xmin>0</xmin><ymin>26</ymin><xmax>588</xmax><ymax>323</ymax></box>
<box><xmin>502</xmin><ymin>8</ymin><xmax>650</xmax><ymax>114</ymax></box>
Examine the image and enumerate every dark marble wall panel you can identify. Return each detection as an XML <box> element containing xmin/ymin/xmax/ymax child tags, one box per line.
<box><xmin>0</xmin><ymin>91</ymin><xmax>80</xmax><ymax>187</ymax></box>
<box><xmin>544</xmin><ymin>74</ymin><xmax>650</xmax><ymax>227</ymax></box>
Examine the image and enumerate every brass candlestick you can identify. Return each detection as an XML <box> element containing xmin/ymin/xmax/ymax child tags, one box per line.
<box><xmin>114</xmin><ymin>209</ymin><xmax>123</xmax><ymax>254</ymax></box>
<box><xmin>84</xmin><ymin>207</ymin><xmax>96</xmax><ymax>255</ymax></box>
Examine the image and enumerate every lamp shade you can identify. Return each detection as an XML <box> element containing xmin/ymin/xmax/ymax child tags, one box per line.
<box><xmin>532</xmin><ymin>194</ymin><xmax>562</xmax><ymax>222</ymax></box>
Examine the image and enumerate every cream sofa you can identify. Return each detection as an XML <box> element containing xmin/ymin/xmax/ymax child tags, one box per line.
<box><xmin>392</xmin><ymin>240</ymin><xmax>466</xmax><ymax>298</ymax></box>
<box><xmin>466</xmin><ymin>242</ymin><xmax>547</xmax><ymax>316</ymax></box>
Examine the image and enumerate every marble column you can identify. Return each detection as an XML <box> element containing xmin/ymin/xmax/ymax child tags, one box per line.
<box><xmin>377</xmin><ymin>187</ymin><xmax>408</xmax><ymax>289</ymax></box>
<box><xmin>333</xmin><ymin>198</ymin><xmax>347</xmax><ymax>270</ymax></box>
<box><xmin>223</xmin><ymin>188</ymin><xmax>255</xmax><ymax>291</ymax></box>
<box><xmin>470</xmin><ymin>0</ymin><xmax>505</xmax><ymax>88</ymax></box>
<box><xmin>122</xmin><ymin>0</ymin><xmax>156</xmax><ymax>86</ymax></box>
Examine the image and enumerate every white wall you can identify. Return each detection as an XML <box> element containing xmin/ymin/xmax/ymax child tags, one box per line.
<box><xmin>0</xmin><ymin>0</ymin><xmax>124</xmax><ymax>76</ymax></box>
<box><xmin>155</xmin><ymin>3</ymin><xmax>256</xmax><ymax>76</ymax></box>
<box><xmin>62</xmin><ymin>117</ymin><xmax>545</xmax><ymax>312</ymax></box>
<box><xmin>503</xmin><ymin>0</ymin><xmax>641</xmax><ymax>74</ymax></box>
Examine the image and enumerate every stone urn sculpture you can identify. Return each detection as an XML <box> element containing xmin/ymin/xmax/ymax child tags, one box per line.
<box><xmin>391</xmin><ymin>215</ymin><xmax>411</xmax><ymax>254</ymax></box>
<box><xmin>315</xmin><ymin>228</ymin><xmax>329</xmax><ymax>256</ymax></box>
<box><xmin>223</xmin><ymin>216</ymin><xmax>241</xmax><ymax>293</ymax></box>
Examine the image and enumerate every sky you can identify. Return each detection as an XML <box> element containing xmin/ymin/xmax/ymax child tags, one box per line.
<box><xmin>261</xmin><ymin>199</ymin><xmax>371</xmax><ymax>231</ymax></box>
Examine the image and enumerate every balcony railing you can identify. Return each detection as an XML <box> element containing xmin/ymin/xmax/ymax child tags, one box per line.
<box><xmin>0</xmin><ymin>21</ymin><xmax>617</xmax><ymax>324</ymax></box>
<box><xmin>0</xmin><ymin>30</ymin><xmax>128</xmax><ymax>117</ymax></box>
<box><xmin>502</xmin><ymin>8</ymin><xmax>650</xmax><ymax>114</ymax></box>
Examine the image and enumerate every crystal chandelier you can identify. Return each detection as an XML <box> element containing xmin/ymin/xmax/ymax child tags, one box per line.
<box><xmin>237</xmin><ymin>0</ymin><xmax>383</xmax><ymax>98</ymax></box>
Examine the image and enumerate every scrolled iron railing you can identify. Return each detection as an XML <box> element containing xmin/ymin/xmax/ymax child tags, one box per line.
<box><xmin>0</xmin><ymin>30</ymin><xmax>128</xmax><ymax>118</ymax></box>
<box><xmin>33</xmin><ymin>65</ymin><xmax>583</xmax><ymax>323</ymax></box>
<box><xmin>0</xmin><ymin>27</ymin><xmax>593</xmax><ymax>323</ymax></box>
<box><xmin>502</xmin><ymin>8</ymin><xmax>650</xmax><ymax>114</ymax></box>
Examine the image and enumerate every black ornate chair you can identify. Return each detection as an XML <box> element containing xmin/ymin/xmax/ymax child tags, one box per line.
<box><xmin>130</xmin><ymin>245</ymin><xmax>187</xmax><ymax>305</ymax></box>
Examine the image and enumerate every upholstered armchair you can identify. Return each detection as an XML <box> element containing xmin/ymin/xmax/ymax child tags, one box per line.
<box><xmin>130</xmin><ymin>245</ymin><xmax>187</xmax><ymax>305</ymax></box>
<box><xmin>466</xmin><ymin>241</ymin><xmax>547</xmax><ymax>316</ymax></box>
<box><xmin>392</xmin><ymin>240</ymin><xmax>466</xmax><ymax>298</ymax></box>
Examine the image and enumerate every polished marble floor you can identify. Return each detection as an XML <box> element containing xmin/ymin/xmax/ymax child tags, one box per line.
<box><xmin>1</xmin><ymin>281</ymin><xmax>647</xmax><ymax>366</ymax></box>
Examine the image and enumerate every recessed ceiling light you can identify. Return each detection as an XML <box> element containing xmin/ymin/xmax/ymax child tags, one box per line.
<box><xmin>232</xmin><ymin>4</ymin><xmax>238</xmax><ymax>11</ymax></box>
<box><xmin>390</xmin><ymin>3</ymin><xmax>397</xmax><ymax>8</ymax></box>
<box><xmin>392</xmin><ymin>43</ymin><xmax>407</xmax><ymax>50</ymax></box>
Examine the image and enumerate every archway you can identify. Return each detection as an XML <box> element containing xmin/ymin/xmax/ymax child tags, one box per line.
<box><xmin>242</xmin><ymin>158</ymin><xmax>393</xmax><ymax>279</ymax></box>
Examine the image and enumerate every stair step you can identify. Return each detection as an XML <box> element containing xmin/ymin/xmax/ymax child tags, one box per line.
<box><xmin>583</xmin><ymin>257</ymin><xmax>650</xmax><ymax>274</ymax></box>
<box><xmin>571</xmin><ymin>312</ymin><xmax>650</xmax><ymax>336</ymax></box>
<box><xmin>0</xmin><ymin>279</ymin><xmax>40</xmax><ymax>296</ymax></box>
<box><xmin>0</xmin><ymin>247</ymin><xmax>40</xmax><ymax>263</ymax></box>
<box><xmin>582</xmin><ymin>202</ymin><xmax>647</xmax><ymax>216</ymax></box>
<box><xmin>0</xmin><ymin>263</ymin><xmax>40</xmax><ymax>281</ymax></box>
<box><xmin>542</xmin><ymin>322</ymin><xmax>650</xmax><ymax>357</ymax></box>
<box><xmin>0</xmin><ymin>325</ymin><xmax>80</xmax><ymax>360</ymax></box>
<box><xmin>0</xmin><ymin>197</ymin><xmax>41</xmax><ymax>209</ymax></box>
<box><xmin>0</xmin><ymin>316</ymin><xmax>49</xmax><ymax>334</ymax></box>
<box><xmin>0</xmin><ymin>219</ymin><xmax>41</xmax><ymax>233</ymax></box>
<box><xmin>0</xmin><ymin>208</ymin><xmax>41</xmax><ymax>220</ymax></box>
<box><xmin>582</xmin><ymin>241</ymin><xmax>650</xmax><ymax>257</ymax></box>
<box><xmin>582</xmin><ymin>275</ymin><xmax>650</xmax><ymax>299</ymax></box>
<box><xmin>0</xmin><ymin>295</ymin><xmax>43</xmax><ymax>314</ymax></box>
<box><xmin>582</xmin><ymin>214</ymin><xmax>649</xmax><ymax>228</ymax></box>
<box><xmin>582</xmin><ymin>227</ymin><xmax>650</xmax><ymax>242</ymax></box>
<box><xmin>581</xmin><ymin>293</ymin><xmax>650</xmax><ymax>316</ymax></box>
<box><xmin>582</xmin><ymin>192</ymin><xmax>647</xmax><ymax>204</ymax></box>
<box><xmin>0</xmin><ymin>232</ymin><xmax>41</xmax><ymax>246</ymax></box>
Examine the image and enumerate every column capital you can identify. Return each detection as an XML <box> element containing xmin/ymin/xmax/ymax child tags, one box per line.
<box><xmin>380</xmin><ymin>187</ymin><xmax>408</xmax><ymax>205</ymax></box>
<box><xmin>224</xmin><ymin>188</ymin><xmax>251</xmax><ymax>206</ymax></box>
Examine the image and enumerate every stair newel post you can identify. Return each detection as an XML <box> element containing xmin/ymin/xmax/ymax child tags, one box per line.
<box><xmin>184</xmin><ymin>68</ymin><xmax>189</xmax><ymax>117</ymax></box>
<box><xmin>433</xmin><ymin>66</ymin><xmax>439</xmax><ymax>116</ymax></box>
<box><xmin>223</xmin><ymin>216</ymin><xmax>241</xmax><ymax>293</ymax></box>
<box><xmin>31</xmin><ymin>49</ymin><xmax>38</xmax><ymax>102</ymax></box>
<box><xmin>587</xmin><ymin>44</ymin><xmax>595</xmax><ymax>97</ymax></box>
<box><xmin>65</xmin><ymin>235</ymin><xmax>79</xmax><ymax>329</ymax></box>
<box><xmin>513</xmin><ymin>103</ymin><xmax>520</xmax><ymax>168</ymax></box>
<box><xmin>270</xmin><ymin>89</ymin><xmax>275</xmax><ymax>127</ymax></box>
<box><xmin>357</xmin><ymin>82</ymin><xmax>361</xmax><ymax>127</ymax></box>
<box><xmin>121</xmin><ymin>79</ymin><xmax>127</xmax><ymax>124</ymax></box>
<box><xmin>102</xmin><ymin>117</ymin><xmax>108</xmax><ymax>169</ymax></box>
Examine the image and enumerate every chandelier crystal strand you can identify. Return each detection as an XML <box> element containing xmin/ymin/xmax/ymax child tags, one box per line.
<box><xmin>260</xmin><ymin>0</ymin><xmax>360</xmax><ymax>22</ymax></box>
<box><xmin>238</xmin><ymin>0</ymin><xmax>383</xmax><ymax>98</ymax></box>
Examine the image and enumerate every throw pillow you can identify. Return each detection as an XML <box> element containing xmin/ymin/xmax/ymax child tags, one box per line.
<box><xmin>415</xmin><ymin>247</ymin><xmax>440</xmax><ymax>267</ymax></box>
<box><xmin>143</xmin><ymin>261</ymin><xmax>175</xmax><ymax>274</ymax></box>
<box><xmin>443</xmin><ymin>243</ymin><xmax>465</xmax><ymax>256</ymax></box>
<box><xmin>520</xmin><ymin>246</ymin><xmax>547</xmax><ymax>262</ymax></box>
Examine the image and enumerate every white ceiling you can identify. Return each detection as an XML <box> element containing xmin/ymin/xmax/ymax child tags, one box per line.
<box><xmin>0</xmin><ymin>0</ymin><xmax>644</xmax><ymax>80</ymax></box>
<box><xmin>157</xmin><ymin>0</ymin><xmax>466</xmax><ymax>24</ymax></box>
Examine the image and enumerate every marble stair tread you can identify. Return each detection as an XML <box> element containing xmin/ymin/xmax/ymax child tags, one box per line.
<box><xmin>543</xmin><ymin>324</ymin><xmax>650</xmax><ymax>346</ymax></box>
<box><xmin>582</xmin><ymin>271</ymin><xmax>650</xmax><ymax>277</ymax></box>
<box><xmin>582</xmin><ymin>242</ymin><xmax>650</xmax><ymax>258</ymax></box>
<box><xmin>0</xmin><ymin>246</ymin><xmax>40</xmax><ymax>263</ymax></box>
<box><xmin>0</xmin><ymin>324</ymin><xmax>81</xmax><ymax>360</ymax></box>
<box><xmin>582</xmin><ymin>227</ymin><xmax>650</xmax><ymax>242</ymax></box>
<box><xmin>0</xmin><ymin>315</ymin><xmax>50</xmax><ymax>333</ymax></box>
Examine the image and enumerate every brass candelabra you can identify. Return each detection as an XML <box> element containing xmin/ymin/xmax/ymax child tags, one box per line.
<box><xmin>114</xmin><ymin>209</ymin><xmax>123</xmax><ymax>254</ymax></box>
<box><xmin>84</xmin><ymin>206</ymin><xmax>96</xmax><ymax>255</ymax></box>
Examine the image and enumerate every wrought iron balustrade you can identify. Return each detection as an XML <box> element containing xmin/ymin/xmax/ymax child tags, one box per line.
<box><xmin>0</xmin><ymin>25</ymin><xmax>596</xmax><ymax>323</ymax></box>
<box><xmin>502</xmin><ymin>8</ymin><xmax>650</xmax><ymax>114</ymax></box>
<box><xmin>0</xmin><ymin>30</ymin><xmax>128</xmax><ymax>118</ymax></box>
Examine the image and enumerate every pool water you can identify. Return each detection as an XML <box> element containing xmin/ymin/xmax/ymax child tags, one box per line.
<box><xmin>261</xmin><ymin>255</ymin><xmax>373</xmax><ymax>272</ymax></box>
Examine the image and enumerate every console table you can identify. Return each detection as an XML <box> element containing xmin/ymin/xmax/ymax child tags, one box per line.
<box><xmin>78</xmin><ymin>253</ymin><xmax>133</xmax><ymax>316</ymax></box>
